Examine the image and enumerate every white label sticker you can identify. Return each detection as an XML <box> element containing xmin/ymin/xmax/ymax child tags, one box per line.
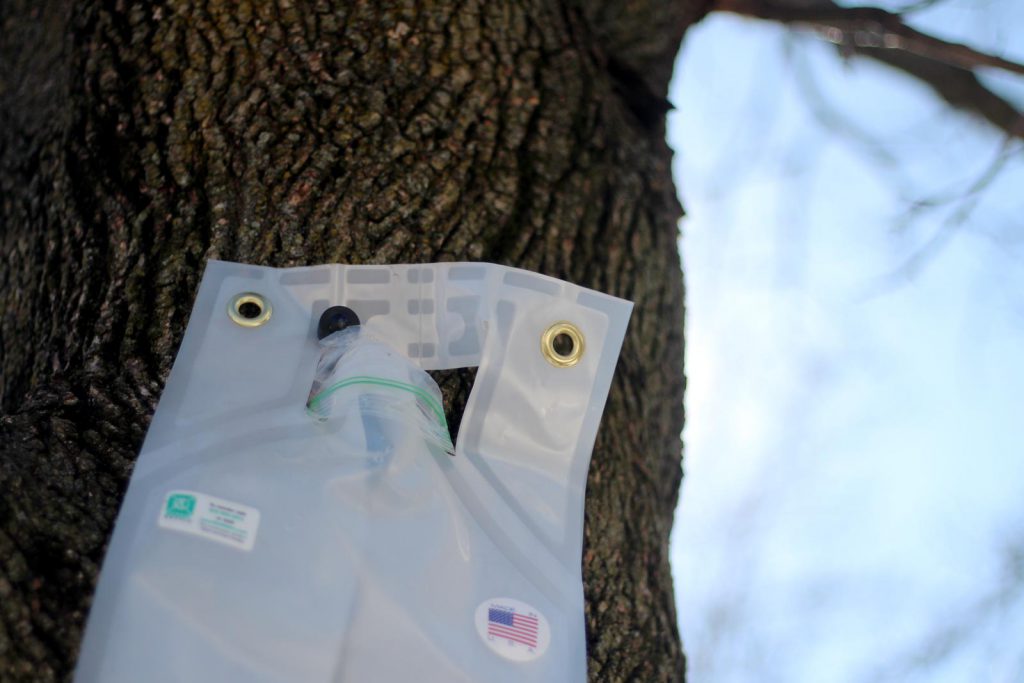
<box><xmin>158</xmin><ymin>490</ymin><xmax>260</xmax><ymax>551</ymax></box>
<box><xmin>475</xmin><ymin>597</ymin><xmax>551</xmax><ymax>662</ymax></box>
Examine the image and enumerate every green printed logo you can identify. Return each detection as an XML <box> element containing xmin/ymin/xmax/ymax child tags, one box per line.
<box><xmin>165</xmin><ymin>493</ymin><xmax>196</xmax><ymax>520</ymax></box>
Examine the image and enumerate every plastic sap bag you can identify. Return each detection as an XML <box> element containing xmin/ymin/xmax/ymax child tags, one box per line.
<box><xmin>74</xmin><ymin>260</ymin><xmax>632</xmax><ymax>683</ymax></box>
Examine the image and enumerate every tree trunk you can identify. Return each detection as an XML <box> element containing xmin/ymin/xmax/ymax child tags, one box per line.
<box><xmin>0</xmin><ymin>1</ymin><xmax>708</xmax><ymax>680</ymax></box>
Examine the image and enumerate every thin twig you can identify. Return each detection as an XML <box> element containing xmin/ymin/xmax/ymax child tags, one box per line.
<box><xmin>864</xmin><ymin>138</ymin><xmax>1021</xmax><ymax>290</ymax></box>
<box><xmin>788</xmin><ymin>37</ymin><xmax>901</xmax><ymax>169</ymax></box>
<box><xmin>894</xmin><ymin>0</ymin><xmax>948</xmax><ymax>14</ymax></box>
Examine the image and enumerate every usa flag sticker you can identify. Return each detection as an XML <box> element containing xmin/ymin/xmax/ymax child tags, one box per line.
<box><xmin>475</xmin><ymin>597</ymin><xmax>551</xmax><ymax>662</ymax></box>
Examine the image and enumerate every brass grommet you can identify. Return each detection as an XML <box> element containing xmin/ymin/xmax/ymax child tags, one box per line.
<box><xmin>228</xmin><ymin>292</ymin><xmax>272</xmax><ymax>328</ymax></box>
<box><xmin>541</xmin><ymin>321</ymin><xmax>585</xmax><ymax>367</ymax></box>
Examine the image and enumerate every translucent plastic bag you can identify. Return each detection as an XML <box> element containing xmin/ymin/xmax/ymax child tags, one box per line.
<box><xmin>74</xmin><ymin>260</ymin><xmax>632</xmax><ymax>683</ymax></box>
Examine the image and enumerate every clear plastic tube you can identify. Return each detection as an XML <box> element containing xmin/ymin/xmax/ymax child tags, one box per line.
<box><xmin>306</xmin><ymin>327</ymin><xmax>454</xmax><ymax>456</ymax></box>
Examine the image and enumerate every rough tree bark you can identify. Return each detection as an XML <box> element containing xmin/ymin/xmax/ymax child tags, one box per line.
<box><xmin>0</xmin><ymin>1</ymin><xmax>709</xmax><ymax>680</ymax></box>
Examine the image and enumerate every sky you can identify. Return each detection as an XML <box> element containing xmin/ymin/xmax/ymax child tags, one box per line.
<box><xmin>667</xmin><ymin>2</ymin><xmax>1024</xmax><ymax>681</ymax></box>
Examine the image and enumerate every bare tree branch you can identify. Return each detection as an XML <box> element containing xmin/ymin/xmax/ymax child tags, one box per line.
<box><xmin>894</xmin><ymin>0</ymin><xmax>948</xmax><ymax>14</ymax></box>
<box><xmin>715</xmin><ymin>0</ymin><xmax>1024</xmax><ymax>139</ymax></box>
<box><xmin>862</xmin><ymin>47</ymin><xmax>1024</xmax><ymax>139</ymax></box>
<box><xmin>717</xmin><ymin>0</ymin><xmax>1024</xmax><ymax>74</ymax></box>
